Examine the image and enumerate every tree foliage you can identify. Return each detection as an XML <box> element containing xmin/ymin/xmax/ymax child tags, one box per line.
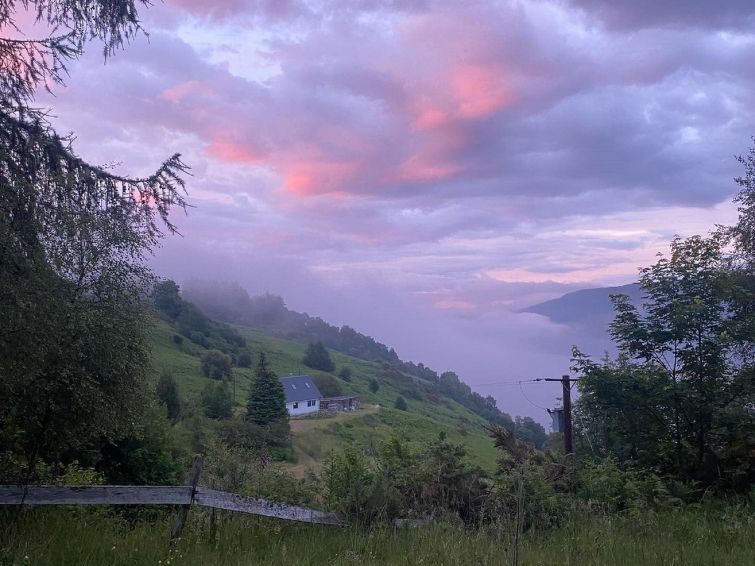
<box><xmin>237</xmin><ymin>349</ymin><xmax>253</xmax><ymax>368</ymax></box>
<box><xmin>0</xmin><ymin>1</ymin><xmax>187</xmax><ymax>482</ymax></box>
<box><xmin>246</xmin><ymin>353</ymin><xmax>289</xmax><ymax>429</ymax></box>
<box><xmin>574</xmin><ymin>148</ymin><xmax>755</xmax><ymax>491</ymax></box>
<box><xmin>324</xmin><ymin>434</ymin><xmax>487</xmax><ymax>525</ymax></box>
<box><xmin>303</xmin><ymin>341</ymin><xmax>335</xmax><ymax>372</ymax></box>
<box><xmin>201</xmin><ymin>350</ymin><xmax>232</xmax><ymax>380</ymax></box>
<box><xmin>201</xmin><ymin>382</ymin><xmax>234</xmax><ymax>420</ymax></box>
<box><xmin>312</xmin><ymin>373</ymin><xmax>342</xmax><ymax>397</ymax></box>
<box><xmin>156</xmin><ymin>372</ymin><xmax>181</xmax><ymax>422</ymax></box>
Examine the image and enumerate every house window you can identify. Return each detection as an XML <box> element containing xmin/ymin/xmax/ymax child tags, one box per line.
<box><xmin>293</xmin><ymin>402</ymin><xmax>299</xmax><ymax>409</ymax></box>
<box><xmin>307</xmin><ymin>400</ymin><xmax>316</xmax><ymax>407</ymax></box>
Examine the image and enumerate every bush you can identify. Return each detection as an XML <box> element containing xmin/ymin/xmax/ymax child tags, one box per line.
<box><xmin>97</xmin><ymin>404</ymin><xmax>186</xmax><ymax>486</ymax></box>
<box><xmin>201</xmin><ymin>350</ymin><xmax>232</xmax><ymax>380</ymax></box>
<box><xmin>394</xmin><ymin>396</ymin><xmax>408</xmax><ymax>411</ymax></box>
<box><xmin>303</xmin><ymin>341</ymin><xmax>335</xmax><ymax>372</ymax></box>
<box><xmin>237</xmin><ymin>349</ymin><xmax>252</xmax><ymax>368</ymax></box>
<box><xmin>576</xmin><ymin>458</ymin><xmax>679</xmax><ymax>512</ymax></box>
<box><xmin>401</xmin><ymin>387</ymin><xmax>422</xmax><ymax>401</ymax></box>
<box><xmin>312</xmin><ymin>373</ymin><xmax>342</xmax><ymax>397</ymax></box>
<box><xmin>323</xmin><ymin>448</ymin><xmax>400</xmax><ymax>524</ymax></box>
<box><xmin>338</xmin><ymin>367</ymin><xmax>353</xmax><ymax>382</ymax></box>
<box><xmin>203</xmin><ymin>440</ymin><xmax>318</xmax><ymax>505</ymax></box>
<box><xmin>201</xmin><ymin>382</ymin><xmax>233</xmax><ymax>419</ymax></box>
<box><xmin>156</xmin><ymin>372</ymin><xmax>181</xmax><ymax>422</ymax></box>
<box><xmin>172</xmin><ymin>334</ymin><xmax>183</xmax><ymax>345</ymax></box>
<box><xmin>369</xmin><ymin>378</ymin><xmax>380</xmax><ymax>393</ymax></box>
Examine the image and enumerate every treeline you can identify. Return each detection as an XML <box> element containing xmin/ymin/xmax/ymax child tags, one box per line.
<box><xmin>182</xmin><ymin>283</ymin><xmax>412</xmax><ymax>369</ymax></box>
<box><xmin>152</xmin><ymin>279</ymin><xmax>249</xmax><ymax>363</ymax></box>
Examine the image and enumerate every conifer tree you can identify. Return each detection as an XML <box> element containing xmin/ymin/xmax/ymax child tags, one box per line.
<box><xmin>246</xmin><ymin>353</ymin><xmax>289</xmax><ymax>426</ymax></box>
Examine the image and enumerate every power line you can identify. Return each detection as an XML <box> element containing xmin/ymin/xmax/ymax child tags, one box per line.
<box><xmin>518</xmin><ymin>380</ymin><xmax>550</xmax><ymax>411</ymax></box>
<box><xmin>474</xmin><ymin>378</ymin><xmax>547</xmax><ymax>387</ymax></box>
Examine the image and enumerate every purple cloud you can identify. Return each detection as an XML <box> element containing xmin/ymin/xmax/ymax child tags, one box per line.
<box><xmin>31</xmin><ymin>0</ymin><xmax>755</xmax><ymax>419</ymax></box>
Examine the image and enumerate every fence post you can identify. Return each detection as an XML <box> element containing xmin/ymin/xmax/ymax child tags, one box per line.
<box><xmin>170</xmin><ymin>454</ymin><xmax>203</xmax><ymax>544</ymax></box>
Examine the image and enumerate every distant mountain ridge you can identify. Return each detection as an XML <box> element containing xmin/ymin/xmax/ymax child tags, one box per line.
<box><xmin>522</xmin><ymin>283</ymin><xmax>642</xmax><ymax>327</ymax></box>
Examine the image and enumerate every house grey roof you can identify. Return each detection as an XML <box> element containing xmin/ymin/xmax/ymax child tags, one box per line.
<box><xmin>279</xmin><ymin>375</ymin><xmax>323</xmax><ymax>404</ymax></box>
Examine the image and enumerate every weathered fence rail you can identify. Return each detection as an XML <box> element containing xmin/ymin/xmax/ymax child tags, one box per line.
<box><xmin>0</xmin><ymin>485</ymin><xmax>343</xmax><ymax>524</ymax></box>
<box><xmin>0</xmin><ymin>485</ymin><xmax>192</xmax><ymax>506</ymax></box>
<box><xmin>194</xmin><ymin>488</ymin><xmax>343</xmax><ymax>525</ymax></box>
<box><xmin>0</xmin><ymin>454</ymin><xmax>346</xmax><ymax>542</ymax></box>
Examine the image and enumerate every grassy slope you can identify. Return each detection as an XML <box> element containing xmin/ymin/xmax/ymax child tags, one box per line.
<box><xmin>149</xmin><ymin>317</ymin><xmax>501</xmax><ymax>473</ymax></box>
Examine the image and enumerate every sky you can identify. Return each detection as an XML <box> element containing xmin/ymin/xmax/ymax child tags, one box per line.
<box><xmin>32</xmin><ymin>0</ymin><xmax>755</xmax><ymax>422</ymax></box>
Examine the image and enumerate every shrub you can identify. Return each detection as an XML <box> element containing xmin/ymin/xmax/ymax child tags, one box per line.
<box><xmin>394</xmin><ymin>396</ymin><xmax>408</xmax><ymax>411</ymax></box>
<box><xmin>201</xmin><ymin>350</ymin><xmax>232</xmax><ymax>380</ymax></box>
<box><xmin>303</xmin><ymin>341</ymin><xmax>335</xmax><ymax>372</ymax></box>
<box><xmin>237</xmin><ymin>349</ymin><xmax>252</xmax><ymax>368</ymax></box>
<box><xmin>97</xmin><ymin>404</ymin><xmax>186</xmax><ymax>486</ymax></box>
<box><xmin>323</xmin><ymin>448</ymin><xmax>400</xmax><ymax>524</ymax></box>
<box><xmin>172</xmin><ymin>334</ymin><xmax>183</xmax><ymax>345</ymax></box>
<box><xmin>338</xmin><ymin>367</ymin><xmax>353</xmax><ymax>382</ymax></box>
<box><xmin>576</xmin><ymin>457</ymin><xmax>679</xmax><ymax>512</ymax></box>
<box><xmin>201</xmin><ymin>382</ymin><xmax>233</xmax><ymax>419</ymax></box>
<box><xmin>401</xmin><ymin>387</ymin><xmax>422</xmax><ymax>401</ymax></box>
<box><xmin>156</xmin><ymin>371</ymin><xmax>181</xmax><ymax>422</ymax></box>
<box><xmin>369</xmin><ymin>378</ymin><xmax>380</xmax><ymax>393</ymax></box>
<box><xmin>312</xmin><ymin>373</ymin><xmax>343</xmax><ymax>397</ymax></box>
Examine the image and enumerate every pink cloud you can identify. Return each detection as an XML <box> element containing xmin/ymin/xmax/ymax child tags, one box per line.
<box><xmin>283</xmin><ymin>159</ymin><xmax>361</xmax><ymax>196</ymax></box>
<box><xmin>206</xmin><ymin>140</ymin><xmax>265</xmax><ymax>163</ymax></box>
<box><xmin>161</xmin><ymin>80</ymin><xmax>214</xmax><ymax>103</ymax></box>
<box><xmin>453</xmin><ymin>64</ymin><xmax>511</xmax><ymax>119</ymax></box>
<box><xmin>394</xmin><ymin>156</ymin><xmax>463</xmax><ymax>183</ymax></box>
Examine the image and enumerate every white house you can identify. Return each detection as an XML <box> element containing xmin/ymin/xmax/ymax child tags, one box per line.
<box><xmin>279</xmin><ymin>375</ymin><xmax>323</xmax><ymax>416</ymax></box>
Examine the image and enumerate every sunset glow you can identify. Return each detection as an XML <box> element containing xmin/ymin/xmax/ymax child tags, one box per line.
<box><xmin>36</xmin><ymin>0</ymin><xmax>755</xmax><ymax>414</ymax></box>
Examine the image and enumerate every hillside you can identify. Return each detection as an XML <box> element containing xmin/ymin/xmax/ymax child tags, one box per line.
<box><xmin>522</xmin><ymin>282</ymin><xmax>642</xmax><ymax>326</ymax></box>
<box><xmin>148</xmin><ymin>292</ymin><xmax>518</xmax><ymax>473</ymax></box>
<box><xmin>178</xmin><ymin>280</ymin><xmax>546</xmax><ymax>440</ymax></box>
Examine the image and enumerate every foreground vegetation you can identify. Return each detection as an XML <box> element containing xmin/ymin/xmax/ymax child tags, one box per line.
<box><xmin>2</xmin><ymin>504</ymin><xmax>753</xmax><ymax>565</ymax></box>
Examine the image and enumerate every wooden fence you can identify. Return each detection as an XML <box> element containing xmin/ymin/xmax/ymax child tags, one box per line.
<box><xmin>0</xmin><ymin>455</ymin><xmax>344</xmax><ymax>542</ymax></box>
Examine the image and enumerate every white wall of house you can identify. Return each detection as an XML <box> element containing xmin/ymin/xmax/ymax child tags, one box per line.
<box><xmin>286</xmin><ymin>399</ymin><xmax>320</xmax><ymax>416</ymax></box>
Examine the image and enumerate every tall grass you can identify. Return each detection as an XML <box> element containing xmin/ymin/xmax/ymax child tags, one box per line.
<box><xmin>2</xmin><ymin>504</ymin><xmax>753</xmax><ymax>565</ymax></box>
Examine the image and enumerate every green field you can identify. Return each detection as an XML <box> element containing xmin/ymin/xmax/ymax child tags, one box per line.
<box><xmin>3</xmin><ymin>504</ymin><xmax>754</xmax><ymax>565</ymax></box>
<box><xmin>149</xmin><ymin>316</ymin><xmax>502</xmax><ymax>473</ymax></box>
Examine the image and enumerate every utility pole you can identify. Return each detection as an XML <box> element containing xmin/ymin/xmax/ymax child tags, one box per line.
<box><xmin>543</xmin><ymin>375</ymin><xmax>578</xmax><ymax>455</ymax></box>
<box><xmin>561</xmin><ymin>374</ymin><xmax>573</xmax><ymax>455</ymax></box>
